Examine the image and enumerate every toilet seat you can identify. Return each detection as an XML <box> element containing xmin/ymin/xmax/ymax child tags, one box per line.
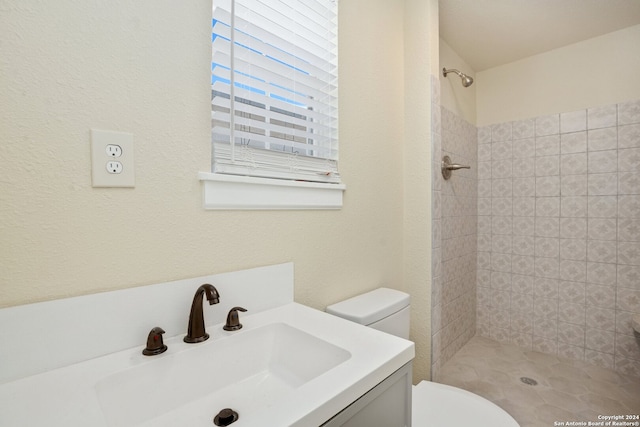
<box><xmin>412</xmin><ymin>381</ymin><xmax>519</xmax><ymax>426</ymax></box>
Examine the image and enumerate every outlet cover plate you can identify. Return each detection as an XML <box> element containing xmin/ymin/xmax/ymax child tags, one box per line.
<box><xmin>91</xmin><ymin>129</ymin><xmax>135</xmax><ymax>187</ymax></box>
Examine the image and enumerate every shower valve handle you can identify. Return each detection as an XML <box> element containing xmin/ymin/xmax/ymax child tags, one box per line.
<box><xmin>441</xmin><ymin>155</ymin><xmax>471</xmax><ymax>180</ymax></box>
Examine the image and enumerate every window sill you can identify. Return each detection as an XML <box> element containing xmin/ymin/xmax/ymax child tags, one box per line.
<box><xmin>198</xmin><ymin>172</ymin><xmax>346</xmax><ymax>210</ymax></box>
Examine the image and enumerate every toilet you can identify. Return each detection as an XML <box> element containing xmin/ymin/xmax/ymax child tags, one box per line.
<box><xmin>326</xmin><ymin>288</ymin><xmax>520</xmax><ymax>427</ymax></box>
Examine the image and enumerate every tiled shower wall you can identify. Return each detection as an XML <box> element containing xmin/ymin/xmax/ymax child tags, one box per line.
<box><xmin>476</xmin><ymin>99</ymin><xmax>640</xmax><ymax>377</ymax></box>
<box><xmin>431</xmin><ymin>76</ymin><xmax>478</xmax><ymax>378</ymax></box>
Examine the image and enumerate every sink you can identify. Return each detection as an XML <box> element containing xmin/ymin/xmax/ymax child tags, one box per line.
<box><xmin>95</xmin><ymin>322</ymin><xmax>351</xmax><ymax>427</ymax></box>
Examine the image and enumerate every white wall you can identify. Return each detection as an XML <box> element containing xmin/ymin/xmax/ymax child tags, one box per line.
<box><xmin>440</xmin><ymin>38</ymin><xmax>477</xmax><ymax>124</ymax></box>
<box><xmin>0</xmin><ymin>0</ymin><xmax>407</xmax><ymax>311</ymax></box>
<box><xmin>477</xmin><ymin>24</ymin><xmax>640</xmax><ymax>126</ymax></box>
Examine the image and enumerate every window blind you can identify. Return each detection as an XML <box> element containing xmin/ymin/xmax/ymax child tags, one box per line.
<box><xmin>211</xmin><ymin>0</ymin><xmax>340</xmax><ymax>184</ymax></box>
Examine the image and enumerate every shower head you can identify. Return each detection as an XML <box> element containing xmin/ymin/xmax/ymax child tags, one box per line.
<box><xmin>443</xmin><ymin>68</ymin><xmax>474</xmax><ymax>87</ymax></box>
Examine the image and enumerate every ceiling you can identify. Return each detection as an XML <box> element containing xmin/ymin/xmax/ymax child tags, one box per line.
<box><xmin>439</xmin><ymin>0</ymin><xmax>640</xmax><ymax>72</ymax></box>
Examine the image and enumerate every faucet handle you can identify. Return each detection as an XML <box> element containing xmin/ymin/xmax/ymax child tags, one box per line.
<box><xmin>223</xmin><ymin>307</ymin><xmax>247</xmax><ymax>331</ymax></box>
<box><xmin>142</xmin><ymin>326</ymin><xmax>168</xmax><ymax>356</ymax></box>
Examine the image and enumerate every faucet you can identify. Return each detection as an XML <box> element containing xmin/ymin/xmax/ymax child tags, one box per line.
<box><xmin>184</xmin><ymin>283</ymin><xmax>220</xmax><ymax>343</ymax></box>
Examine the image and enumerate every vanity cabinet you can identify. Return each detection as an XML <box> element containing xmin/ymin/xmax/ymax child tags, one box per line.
<box><xmin>321</xmin><ymin>363</ymin><xmax>412</xmax><ymax>427</ymax></box>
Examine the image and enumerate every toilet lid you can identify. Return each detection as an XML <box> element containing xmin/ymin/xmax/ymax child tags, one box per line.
<box><xmin>412</xmin><ymin>381</ymin><xmax>520</xmax><ymax>427</ymax></box>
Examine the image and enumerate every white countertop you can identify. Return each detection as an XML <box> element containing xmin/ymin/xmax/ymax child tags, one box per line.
<box><xmin>0</xmin><ymin>302</ymin><xmax>414</xmax><ymax>427</ymax></box>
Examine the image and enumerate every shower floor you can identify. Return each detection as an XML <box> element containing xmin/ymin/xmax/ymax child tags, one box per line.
<box><xmin>435</xmin><ymin>336</ymin><xmax>640</xmax><ymax>427</ymax></box>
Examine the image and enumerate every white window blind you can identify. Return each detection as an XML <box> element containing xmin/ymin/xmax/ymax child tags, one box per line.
<box><xmin>211</xmin><ymin>0</ymin><xmax>340</xmax><ymax>184</ymax></box>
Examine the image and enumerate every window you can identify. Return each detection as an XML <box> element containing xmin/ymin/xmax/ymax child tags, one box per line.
<box><xmin>200</xmin><ymin>0</ymin><xmax>343</xmax><ymax>210</ymax></box>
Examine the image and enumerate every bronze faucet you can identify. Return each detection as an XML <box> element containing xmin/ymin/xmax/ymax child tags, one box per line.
<box><xmin>184</xmin><ymin>283</ymin><xmax>220</xmax><ymax>343</ymax></box>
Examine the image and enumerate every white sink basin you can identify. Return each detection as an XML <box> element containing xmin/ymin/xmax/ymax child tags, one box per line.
<box><xmin>96</xmin><ymin>323</ymin><xmax>350</xmax><ymax>427</ymax></box>
<box><xmin>0</xmin><ymin>303</ymin><xmax>413</xmax><ymax>427</ymax></box>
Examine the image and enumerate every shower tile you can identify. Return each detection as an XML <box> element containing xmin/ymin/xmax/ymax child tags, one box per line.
<box><xmin>618</xmin><ymin>147</ymin><xmax>640</xmax><ymax>172</ymax></box>
<box><xmin>512</xmin><ymin>274</ymin><xmax>534</xmax><ymax>295</ymax></box>
<box><xmin>560</xmin><ymin>238</ymin><xmax>587</xmax><ymax>261</ymax></box>
<box><xmin>587</xmin><ymin>127</ymin><xmax>617</xmax><ymax>152</ymax></box>
<box><xmin>478</xmin><ymin>179</ymin><xmax>492</xmax><ymax>198</ymax></box>
<box><xmin>587</xmin><ymin>104</ymin><xmax>617</xmax><ymax>130</ymax></box>
<box><xmin>492</xmin><ymin>141</ymin><xmax>513</xmax><ymax>160</ymax></box>
<box><xmin>513</xmin><ymin>198</ymin><xmax>536</xmax><ymax>218</ymax></box>
<box><xmin>560</xmin><ymin>110</ymin><xmax>587</xmax><ymax>133</ymax></box>
<box><xmin>618</xmin><ymin>99</ymin><xmax>640</xmax><ymax>125</ymax></box>
<box><xmin>618</xmin><ymin>195</ymin><xmax>640</xmax><ymax>218</ymax></box>
<box><xmin>616</xmin><ymin>356</ymin><xmax>640</xmax><ymax>378</ymax></box>
<box><xmin>587</xmin><ymin>173</ymin><xmax>618</xmax><ymax>195</ymax></box>
<box><xmin>534</xmin><ymin>297</ymin><xmax>558</xmax><ymax>320</ymax></box>
<box><xmin>491</xmin><ymin>253</ymin><xmax>512</xmax><ymax>272</ymax></box>
<box><xmin>536</xmin><ymin>155</ymin><xmax>560</xmax><ymax>176</ymax></box>
<box><xmin>587</xmin><ymin>150</ymin><xmax>617</xmax><ymax>174</ymax></box>
<box><xmin>492</xmin><ymin>159</ymin><xmax>513</xmax><ymax>179</ymax></box>
<box><xmin>586</xmin><ymin>262</ymin><xmax>616</xmax><ymax>286</ymax></box>
<box><xmin>536</xmin><ymin>176</ymin><xmax>560</xmax><ymax>196</ymax></box>
<box><xmin>492</xmin><ymin>197</ymin><xmax>513</xmax><ymax>216</ymax></box>
<box><xmin>584</xmin><ymin>349</ymin><xmax>614</xmax><ymax>369</ymax></box>
<box><xmin>512</xmin><ymin>119</ymin><xmax>535</xmax><ymax>139</ymax></box>
<box><xmin>561</xmin><ymin>131</ymin><xmax>587</xmax><ymax>154</ymax></box>
<box><xmin>533</xmin><ymin>336</ymin><xmax>558</xmax><ymax>354</ymax></box>
<box><xmin>588</xmin><ymin>218</ymin><xmax>617</xmax><ymax>241</ymax></box>
<box><xmin>585</xmin><ymin>307</ymin><xmax>616</xmax><ymax>332</ymax></box>
<box><xmin>512</xmin><ymin>255</ymin><xmax>535</xmax><ymax>275</ymax></box>
<box><xmin>559</xmin><ymin>259</ymin><xmax>586</xmax><ymax>282</ymax></box>
<box><xmin>512</xmin><ymin>157</ymin><xmax>535</xmax><ymax>177</ymax></box>
<box><xmin>561</xmin><ymin>196</ymin><xmax>587</xmax><ymax>217</ymax></box>
<box><xmin>558</xmin><ymin>343</ymin><xmax>586</xmax><ymax>361</ymax></box>
<box><xmin>478</xmin><ymin>197</ymin><xmax>492</xmax><ymax>216</ymax></box>
<box><xmin>560</xmin><ymin>217</ymin><xmax>586</xmax><ymax>239</ymax></box>
<box><xmin>491</xmin><ymin>122</ymin><xmax>512</xmax><ymax>142</ymax></box>
<box><xmin>617</xmin><ymin>264</ymin><xmax>640</xmax><ymax>290</ymax></box>
<box><xmin>558</xmin><ymin>322</ymin><xmax>585</xmax><ymax>347</ymax></box>
<box><xmin>492</xmin><ymin>215</ymin><xmax>513</xmax><ymax>235</ymax></box>
<box><xmin>478</xmin><ymin>161</ymin><xmax>492</xmax><ymax>179</ymax></box>
<box><xmin>617</xmin><ymin>288</ymin><xmax>640</xmax><ymax>312</ymax></box>
<box><xmin>492</xmin><ymin>178</ymin><xmax>513</xmax><ymax>198</ymax></box>
<box><xmin>535</xmin><ymin>114</ymin><xmax>560</xmax><ymax>136</ymax></box>
<box><xmin>535</xmin><ymin>237</ymin><xmax>560</xmax><ymax>258</ymax></box>
<box><xmin>619</xmin><ymin>172</ymin><xmax>640</xmax><ymax>194</ymax></box>
<box><xmin>535</xmin><ymin>256</ymin><xmax>560</xmax><ymax>279</ymax></box>
<box><xmin>513</xmin><ymin>177</ymin><xmax>535</xmax><ymax>197</ymax></box>
<box><xmin>586</xmin><ymin>284</ymin><xmax>615</xmax><ymax>309</ymax></box>
<box><xmin>618</xmin><ymin>241</ymin><xmax>640</xmax><ymax>265</ymax></box>
<box><xmin>513</xmin><ymin>138</ymin><xmax>535</xmax><ymax>158</ymax></box>
<box><xmin>537</xmin><ymin>217</ymin><xmax>561</xmax><ymax>237</ymax></box>
<box><xmin>536</xmin><ymin>135</ymin><xmax>560</xmax><ymax>156</ymax></box>
<box><xmin>478</xmin><ymin>143</ymin><xmax>492</xmax><ymax>162</ymax></box>
<box><xmin>587</xmin><ymin>196</ymin><xmax>617</xmax><ymax>218</ymax></box>
<box><xmin>478</xmin><ymin>126</ymin><xmax>492</xmax><ymax>144</ymax></box>
<box><xmin>477</xmin><ymin>269</ymin><xmax>491</xmax><ymax>288</ymax></box>
<box><xmin>561</xmin><ymin>174</ymin><xmax>588</xmax><ymax>196</ymax></box>
<box><xmin>535</xmin><ymin>277</ymin><xmax>560</xmax><ymax>299</ymax></box>
<box><xmin>536</xmin><ymin>197</ymin><xmax>560</xmax><ymax>217</ymax></box>
<box><xmin>587</xmin><ymin>240</ymin><xmax>617</xmax><ymax>263</ymax></box>
<box><xmin>492</xmin><ymin>234</ymin><xmax>512</xmax><ymax>254</ymax></box>
<box><xmin>618</xmin><ymin>123</ymin><xmax>640</xmax><ymax>149</ymax></box>
<box><xmin>561</xmin><ymin>152</ymin><xmax>588</xmax><ymax>175</ymax></box>
<box><xmin>585</xmin><ymin>328</ymin><xmax>615</xmax><ymax>354</ymax></box>
<box><xmin>513</xmin><ymin>235</ymin><xmax>535</xmax><ymax>255</ymax></box>
<box><xmin>559</xmin><ymin>280</ymin><xmax>586</xmax><ymax>305</ymax></box>
<box><xmin>477</xmin><ymin>216</ymin><xmax>492</xmax><ymax>235</ymax></box>
<box><xmin>558</xmin><ymin>303</ymin><xmax>586</xmax><ymax>325</ymax></box>
<box><xmin>615</xmin><ymin>310</ymin><xmax>636</xmax><ymax>336</ymax></box>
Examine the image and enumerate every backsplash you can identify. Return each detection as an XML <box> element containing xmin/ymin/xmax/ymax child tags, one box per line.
<box><xmin>476</xmin><ymin>100</ymin><xmax>640</xmax><ymax>377</ymax></box>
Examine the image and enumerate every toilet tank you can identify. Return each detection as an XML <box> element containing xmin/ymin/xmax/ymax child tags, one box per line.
<box><xmin>326</xmin><ymin>288</ymin><xmax>410</xmax><ymax>340</ymax></box>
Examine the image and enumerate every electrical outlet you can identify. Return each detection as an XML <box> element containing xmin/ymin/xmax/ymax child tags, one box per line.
<box><xmin>91</xmin><ymin>129</ymin><xmax>135</xmax><ymax>187</ymax></box>
<box><xmin>106</xmin><ymin>161</ymin><xmax>123</xmax><ymax>174</ymax></box>
<box><xmin>106</xmin><ymin>144</ymin><xmax>122</xmax><ymax>157</ymax></box>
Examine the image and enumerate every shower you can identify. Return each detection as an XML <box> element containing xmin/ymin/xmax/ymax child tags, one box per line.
<box><xmin>442</xmin><ymin>67</ymin><xmax>474</xmax><ymax>87</ymax></box>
